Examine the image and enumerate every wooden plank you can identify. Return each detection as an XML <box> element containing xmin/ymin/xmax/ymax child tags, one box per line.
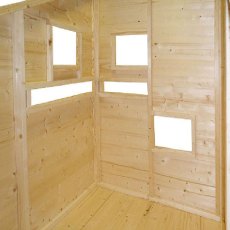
<box><xmin>201</xmin><ymin>218</ymin><xmax>223</xmax><ymax>230</ymax></box>
<box><xmin>27</xmin><ymin>95</ymin><xmax>94</xmax><ymax>229</ymax></box>
<box><xmin>226</xmin><ymin>0</ymin><xmax>230</xmax><ymax>229</ymax></box>
<box><xmin>23</xmin><ymin>0</ymin><xmax>93</xmax><ymax>81</ymax></box>
<box><xmin>0</xmin><ymin>0</ymin><xmax>54</xmax><ymax>16</ymax></box>
<box><xmin>214</xmin><ymin>0</ymin><xmax>225</xmax><ymax>218</ymax></box>
<box><xmin>0</xmin><ymin>13</ymin><xmax>18</xmax><ymax>230</ymax></box>
<box><xmin>102</xmin><ymin>173</ymin><xmax>149</xmax><ymax>196</ymax></box>
<box><xmin>152</xmin><ymin>174</ymin><xmax>216</xmax><ymax>213</ymax></box>
<box><xmin>153</xmin><ymin>151</ymin><xmax>216</xmax><ymax>187</ymax></box>
<box><xmin>93</xmin><ymin>0</ymin><xmax>101</xmax><ymax>182</ymax></box>
<box><xmin>81</xmin><ymin>192</ymin><xmax>135</xmax><ymax>230</ymax></box>
<box><xmin>101</xmin><ymin>162</ymin><xmax>149</xmax><ymax>182</ymax></box>
<box><xmin>42</xmin><ymin>183</ymin><xmax>97</xmax><ymax>230</ymax></box>
<box><xmin>101</xmin><ymin>143</ymin><xmax>149</xmax><ymax>171</ymax></box>
<box><xmin>12</xmin><ymin>11</ymin><xmax>30</xmax><ymax>230</ymax></box>
<box><xmin>99</xmin><ymin>0</ymin><xmax>148</xmax><ymax>79</ymax></box>
<box><xmin>101</xmin><ymin>116</ymin><xmax>148</xmax><ymax>135</ymax></box>
<box><xmin>46</xmin><ymin>24</ymin><xmax>53</xmax><ymax>81</ymax></box>
<box><xmin>101</xmin><ymin>129</ymin><xmax>148</xmax><ymax>150</ymax></box>
<box><xmin>47</xmin><ymin>187</ymin><xmax>223</xmax><ymax>230</ymax></box>
<box><xmin>24</xmin><ymin>13</ymin><xmax>47</xmax><ymax>82</ymax></box>
<box><xmin>50</xmin><ymin>187</ymin><xmax>113</xmax><ymax>230</ymax></box>
<box><xmin>147</xmin><ymin>0</ymin><xmax>154</xmax><ymax>198</ymax></box>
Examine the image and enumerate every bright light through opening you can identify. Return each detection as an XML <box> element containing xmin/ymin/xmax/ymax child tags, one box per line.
<box><xmin>31</xmin><ymin>82</ymin><xmax>92</xmax><ymax>106</ymax></box>
<box><xmin>116</xmin><ymin>34</ymin><xmax>148</xmax><ymax>66</ymax></box>
<box><xmin>0</xmin><ymin>0</ymin><xmax>24</xmax><ymax>6</ymax></box>
<box><xmin>104</xmin><ymin>82</ymin><xmax>148</xmax><ymax>95</ymax></box>
<box><xmin>53</xmin><ymin>26</ymin><xmax>77</xmax><ymax>65</ymax></box>
<box><xmin>154</xmin><ymin>116</ymin><xmax>192</xmax><ymax>152</ymax></box>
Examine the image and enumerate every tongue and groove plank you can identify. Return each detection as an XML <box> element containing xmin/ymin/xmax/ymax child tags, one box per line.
<box><xmin>50</xmin><ymin>187</ymin><xmax>113</xmax><ymax>230</ymax></box>
<box><xmin>51</xmin><ymin>187</ymin><xmax>223</xmax><ymax>230</ymax></box>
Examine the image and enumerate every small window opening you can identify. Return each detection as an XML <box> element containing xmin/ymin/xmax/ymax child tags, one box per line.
<box><xmin>30</xmin><ymin>82</ymin><xmax>92</xmax><ymax>106</ymax></box>
<box><xmin>0</xmin><ymin>0</ymin><xmax>24</xmax><ymax>6</ymax></box>
<box><xmin>104</xmin><ymin>82</ymin><xmax>148</xmax><ymax>95</ymax></box>
<box><xmin>115</xmin><ymin>34</ymin><xmax>148</xmax><ymax>66</ymax></box>
<box><xmin>154</xmin><ymin>116</ymin><xmax>193</xmax><ymax>152</ymax></box>
<box><xmin>52</xmin><ymin>26</ymin><xmax>77</xmax><ymax>65</ymax></box>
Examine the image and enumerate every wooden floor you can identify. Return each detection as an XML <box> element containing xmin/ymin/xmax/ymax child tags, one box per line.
<box><xmin>51</xmin><ymin>186</ymin><xmax>223</xmax><ymax>230</ymax></box>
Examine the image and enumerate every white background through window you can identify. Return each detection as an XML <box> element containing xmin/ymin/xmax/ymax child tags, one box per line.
<box><xmin>53</xmin><ymin>26</ymin><xmax>77</xmax><ymax>65</ymax></box>
<box><xmin>154</xmin><ymin>116</ymin><xmax>192</xmax><ymax>152</ymax></box>
<box><xmin>116</xmin><ymin>34</ymin><xmax>148</xmax><ymax>66</ymax></box>
<box><xmin>0</xmin><ymin>0</ymin><xmax>24</xmax><ymax>6</ymax></box>
<box><xmin>31</xmin><ymin>82</ymin><xmax>92</xmax><ymax>106</ymax></box>
<box><xmin>104</xmin><ymin>82</ymin><xmax>148</xmax><ymax>95</ymax></box>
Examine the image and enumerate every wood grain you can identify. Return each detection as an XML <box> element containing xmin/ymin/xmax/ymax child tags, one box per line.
<box><xmin>0</xmin><ymin>13</ymin><xmax>18</xmax><ymax>230</ymax></box>
<box><xmin>27</xmin><ymin>94</ymin><xmax>95</xmax><ymax>230</ymax></box>
<box><xmin>51</xmin><ymin>186</ymin><xmax>224</xmax><ymax>230</ymax></box>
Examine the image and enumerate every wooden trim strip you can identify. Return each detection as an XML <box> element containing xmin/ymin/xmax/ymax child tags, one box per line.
<box><xmin>93</xmin><ymin>0</ymin><xmax>101</xmax><ymax>182</ymax></box>
<box><xmin>0</xmin><ymin>0</ymin><xmax>54</xmax><ymax>16</ymax></box>
<box><xmin>215</xmin><ymin>0</ymin><xmax>225</xmax><ymax>219</ymax></box>
<box><xmin>149</xmin><ymin>196</ymin><xmax>221</xmax><ymax>222</ymax></box>
<box><xmin>13</xmin><ymin>10</ymin><xmax>30</xmax><ymax>230</ymax></box>
<box><xmin>147</xmin><ymin>0</ymin><xmax>154</xmax><ymax>198</ymax></box>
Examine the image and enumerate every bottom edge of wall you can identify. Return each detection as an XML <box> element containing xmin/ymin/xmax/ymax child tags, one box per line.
<box><xmin>40</xmin><ymin>181</ymin><xmax>222</xmax><ymax>230</ymax></box>
<box><xmin>99</xmin><ymin>182</ymin><xmax>221</xmax><ymax>222</ymax></box>
<box><xmin>41</xmin><ymin>183</ymin><xmax>97</xmax><ymax>230</ymax></box>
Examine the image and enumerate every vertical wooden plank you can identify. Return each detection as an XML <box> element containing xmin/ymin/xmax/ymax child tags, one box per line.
<box><xmin>215</xmin><ymin>0</ymin><xmax>225</xmax><ymax>219</ymax></box>
<box><xmin>76</xmin><ymin>32</ymin><xmax>83</xmax><ymax>78</ymax></box>
<box><xmin>147</xmin><ymin>0</ymin><xmax>154</xmax><ymax>196</ymax></box>
<box><xmin>26</xmin><ymin>89</ymin><xmax>31</xmax><ymax>108</ymax></box>
<box><xmin>47</xmin><ymin>25</ymin><xmax>53</xmax><ymax>82</ymax></box>
<box><xmin>12</xmin><ymin>10</ymin><xmax>30</xmax><ymax>230</ymax></box>
<box><xmin>93</xmin><ymin>0</ymin><xmax>101</xmax><ymax>182</ymax></box>
<box><xmin>226</xmin><ymin>1</ymin><xmax>230</xmax><ymax>229</ymax></box>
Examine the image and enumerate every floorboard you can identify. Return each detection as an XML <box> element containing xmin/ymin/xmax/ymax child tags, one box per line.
<box><xmin>51</xmin><ymin>186</ymin><xmax>223</xmax><ymax>230</ymax></box>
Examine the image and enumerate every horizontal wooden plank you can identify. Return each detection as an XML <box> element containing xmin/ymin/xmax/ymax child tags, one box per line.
<box><xmin>153</xmin><ymin>151</ymin><xmax>215</xmax><ymax>187</ymax></box>
<box><xmin>101</xmin><ymin>162</ymin><xmax>149</xmax><ymax>182</ymax></box>
<box><xmin>102</xmin><ymin>173</ymin><xmax>149</xmax><ymax>196</ymax></box>
<box><xmin>101</xmin><ymin>116</ymin><xmax>148</xmax><ymax>135</ymax></box>
<box><xmin>151</xmin><ymin>174</ymin><xmax>216</xmax><ymax>213</ymax></box>
<box><xmin>101</xmin><ymin>130</ymin><xmax>148</xmax><ymax>150</ymax></box>
<box><xmin>101</xmin><ymin>143</ymin><xmax>149</xmax><ymax>171</ymax></box>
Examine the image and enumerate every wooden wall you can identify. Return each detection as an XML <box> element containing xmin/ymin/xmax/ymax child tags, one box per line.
<box><xmin>99</xmin><ymin>0</ymin><xmax>148</xmax><ymax>81</ymax></box>
<box><xmin>24</xmin><ymin>0</ymin><xmax>93</xmax><ymax>82</ymax></box>
<box><xmin>98</xmin><ymin>0</ymin><xmax>222</xmax><ymax>219</ymax></box>
<box><xmin>22</xmin><ymin>1</ymin><xmax>96</xmax><ymax>229</ymax></box>
<box><xmin>151</xmin><ymin>0</ymin><xmax>218</xmax><ymax>215</ymax></box>
<box><xmin>98</xmin><ymin>0</ymin><xmax>149</xmax><ymax>196</ymax></box>
<box><xmin>0</xmin><ymin>0</ymin><xmax>224</xmax><ymax>228</ymax></box>
<box><xmin>100</xmin><ymin>95</ymin><xmax>149</xmax><ymax>196</ymax></box>
<box><xmin>24</xmin><ymin>14</ymin><xmax>47</xmax><ymax>82</ymax></box>
<box><xmin>27</xmin><ymin>94</ymin><xmax>94</xmax><ymax>229</ymax></box>
<box><xmin>0</xmin><ymin>14</ymin><xmax>18</xmax><ymax>230</ymax></box>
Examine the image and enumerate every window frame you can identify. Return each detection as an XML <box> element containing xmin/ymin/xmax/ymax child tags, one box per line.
<box><xmin>47</xmin><ymin>24</ymin><xmax>82</xmax><ymax>81</ymax></box>
<box><xmin>26</xmin><ymin>79</ymin><xmax>93</xmax><ymax>107</ymax></box>
<box><xmin>152</xmin><ymin>112</ymin><xmax>196</xmax><ymax>156</ymax></box>
<box><xmin>111</xmin><ymin>32</ymin><xmax>148</xmax><ymax>70</ymax></box>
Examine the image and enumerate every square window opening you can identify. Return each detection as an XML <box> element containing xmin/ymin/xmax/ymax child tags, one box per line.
<box><xmin>115</xmin><ymin>34</ymin><xmax>148</xmax><ymax>66</ymax></box>
<box><xmin>154</xmin><ymin>116</ymin><xmax>193</xmax><ymax>152</ymax></box>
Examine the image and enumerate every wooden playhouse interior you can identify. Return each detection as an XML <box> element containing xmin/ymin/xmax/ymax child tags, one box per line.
<box><xmin>0</xmin><ymin>0</ymin><xmax>229</xmax><ymax>229</ymax></box>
